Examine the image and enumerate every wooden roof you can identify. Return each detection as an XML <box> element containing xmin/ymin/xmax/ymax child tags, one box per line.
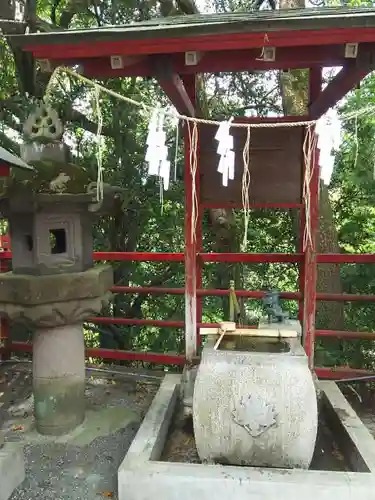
<box><xmin>9</xmin><ymin>7</ymin><xmax>375</xmax><ymax>56</ymax></box>
<box><xmin>8</xmin><ymin>7</ymin><xmax>375</xmax><ymax>120</ymax></box>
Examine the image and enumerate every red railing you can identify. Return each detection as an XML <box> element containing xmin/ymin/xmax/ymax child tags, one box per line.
<box><xmin>1</xmin><ymin>249</ymin><xmax>375</xmax><ymax>378</ymax></box>
<box><xmin>1</xmin><ymin>119</ymin><xmax>375</xmax><ymax>380</ymax></box>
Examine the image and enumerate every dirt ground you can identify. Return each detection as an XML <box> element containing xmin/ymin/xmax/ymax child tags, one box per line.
<box><xmin>0</xmin><ymin>360</ymin><xmax>160</xmax><ymax>500</ymax></box>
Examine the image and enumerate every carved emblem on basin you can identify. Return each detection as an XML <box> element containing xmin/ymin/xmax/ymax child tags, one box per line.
<box><xmin>232</xmin><ymin>394</ymin><xmax>278</xmax><ymax>437</ymax></box>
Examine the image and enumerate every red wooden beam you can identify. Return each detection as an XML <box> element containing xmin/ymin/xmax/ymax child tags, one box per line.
<box><xmin>5</xmin><ymin>341</ymin><xmax>375</xmax><ymax>371</ymax></box>
<box><xmin>303</xmin><ymin>135</ymin><xmax>320</xmax><ymax>368</ymax></box>
<box><xmin>309</xmin><ymin>51</ymin><xmax>375</xmax><ymax>119</ymax></box>
<box><xmin>112</xmin><ymin>286</ymin><xmax>302</xmax><ymax>300</ymax></box>
<box><xmin>4</xmin><ymin>341</ymin><xmax>186</xmax><ymax>365</ymax></box>
<box><xmin>202</xmin><ymin>202</ymin><xmax>303</xmax><ymax>209</ymax></box>
<box><xmin>183</xmin><ymin>74</ymin><xmax>198</xmax><ymax>361</ymax></box>
<box><xmin>89</xmin><ymin>316</ymin><xmax>244</xmax><ymax>329</ymax></box>
<box><xmin>199</xmin><ymin>253</ymin><xmax>302</xmax><ymax>263</ymax></box>
<box><xmin>317</xmin><ymin>253</ymin><xmax>375</xmax><ymax>263</ymax></box>
<box><xmin>93</xmin><ymin>252</ymin><xmax>185</xmax><ymax>262</ymax></box>
<box><xmin>2</xmin><ymin>251</ymin><xmax>375</xmax><ymax>264</ymax></box>
<box><xmin>90</xmin><ymin>316</ymin><xmax>185</xmax><ymax>327</ymax></box>
<box><xmin>316</xmin><ymin>329</ymin><xmax>375</xmax><ymax>339</ymax></box>
<box><xmin>316</xmin><ymin>293</ymin><xmax>375</xmax><ymax>302</ymax></box>
<box><xmin>298</xmin><ymin>146</ymin><xmax>306</xmax><ymax>324</ymax></box>
<box><xmin>82</xmin><ymin>45</ymin><xmax>356</xmax><ymax>78</ymax></box>
<box><xmin>111</xmin><ymin>286</ymin><xmax>375</xmax><ymax>303</ymax></box>
<box><xmin>315</xmin><ymin>366</ymin><xmax>375</xmax><ymax>380</ymax></box>
<box><xmin>0</xmin><ymin>253</ymin><xmax>10</xmax><ymax>361</ymax></box>
<box><xmin>25</xmin><ymin>28</ymin><xmax>375</xmax><ymax>60</ymax></box>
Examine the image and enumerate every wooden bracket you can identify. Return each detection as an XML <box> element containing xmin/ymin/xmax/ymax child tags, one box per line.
<box><xmin>154</xmin><ymin>56</ymin><xmax>196</xmax><ymax>117</ymax></box>
<box><xmin>309</xmin><ymin>45</ymin><xmax>375</xmax><ymax>119</ymax></box>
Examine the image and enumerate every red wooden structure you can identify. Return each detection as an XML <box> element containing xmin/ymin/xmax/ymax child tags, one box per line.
<box><xmin>4</xmin><ymin>7</ymin><xmax>375</xmax><ymax>379</ymax></box>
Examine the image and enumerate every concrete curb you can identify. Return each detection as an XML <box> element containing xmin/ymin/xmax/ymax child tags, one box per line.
<box><xmin>118</xmin><ymin>375</ymin><xmax>375</xmax><ymax>500</ymax></box>
<box><xmin>0</xmin><ymin>442</ymin><xmax>25</xmax><ymax>500</ymax></box>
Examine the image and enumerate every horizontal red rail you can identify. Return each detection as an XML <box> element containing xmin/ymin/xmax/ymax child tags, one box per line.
<box><xmin>202</xmin><ymin>203</ymin><xmax>303</xmax><ymax>210</ymax></box>
<box><xmin>90</xmin><ymin>318</ymin><xmax>375</xmax><ymax>340</ymax></box>
<box><xmin>89</xmin><ymin>316</ymin><xmax>256</xmax><ymax>329</ymax></box>
<box><xmin>112</xmin><ymin>286</ymin><xmax>186</xmax><ymax>295</ymax></box>
<box><xmin>315</xmin><ymin>366</ymin><xmax>375</xmax><ymax>379</ymax></box>
<box><xmin>94</xmin><ymin>252</ymin><xmax>185</xmax><ymax>262</ymax></box>
<box><xmin>199</xmin><ymin>253</ymin><xmax>302</xmax><ymax>263</ymax></box>
<box><xmin>113</xmin><ymin>286</ymin><xmax>375</xmax><ymax>303</ymax></box>
<box><xmin>3</xmin><ymin>342</ymin><xmax>185</xmax><ymax>365</ymax></box>
<box><xmin>1</xmin><ymin>251</ymin><xmax>375</xmax><ymax>264</ymax></box>
<box><xmin>317</xmin><ymin>254</ymin><xmax>375</xmax><ymax>263</ymax></box>
<box><xmin>316</xmin><ymin>293</ymin><xmax>375</xmax><ymax>302</ymax></box>
<box><xmin>316</xmin><ymin>329</ymin><xmax>375</xmax><ymax>340</ymax></box>
<box><xmin>3</xmin><ymin>342</ymin><xmax>373</xmax><ymax>375</ymax></box>
<box><xmin>97</xmin><ymin>252</ymin><xmax>302</xmax><ymax>263</ymax></box>
<box><xmin>112</xmin><ymin>286</ymin><xmax>301</xmax><ymax>299</ymax></box>
<box><xmin>90</xmin><ymin>317</ymin><xmax>185</xmax><ymax>328</ymax></box>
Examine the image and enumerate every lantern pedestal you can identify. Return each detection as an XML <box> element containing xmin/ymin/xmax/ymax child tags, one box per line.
<box><xmin>0</xmin><ymin>266</ymin><xmax>113</xmax><ymax>435</ymax></box>
<box><xmin>33</xmin><ymin>324</ymin><xmax>86</xmax><ymax>435</ymax></box>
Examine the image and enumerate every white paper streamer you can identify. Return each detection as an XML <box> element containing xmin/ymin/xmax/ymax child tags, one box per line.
<box><xmin>145</xmin><ymin>107</ymin><xmax>171</xmax><ymax>191</ymax></box>
<box><xmin>215</xmin><ymin>117</ymin><xmax>235</xmax><ymax>187</ymax></box>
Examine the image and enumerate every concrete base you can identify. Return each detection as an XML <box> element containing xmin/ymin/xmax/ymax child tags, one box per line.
<box><xmin>33</xmin><ymin>324</ymin><xmax>85</xmax><ymax>435</ymax></box>
<box><xmin>118</xmin><ymin>375</ymin><xmax>375</xmax><ymax>500</ymax></box>
<box><xmin>0</xmin><ymin>443</ymin><xmax>25</xmax><ymax>500</ymax></box>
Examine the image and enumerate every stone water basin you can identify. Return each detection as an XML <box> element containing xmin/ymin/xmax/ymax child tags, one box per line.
<box><xmin>192</xmin><ymin>332</ymin><xmax>318</xmax><ymax>468</ymax></box>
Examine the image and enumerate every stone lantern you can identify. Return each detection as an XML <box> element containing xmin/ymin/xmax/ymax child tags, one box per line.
<box><xmin>0</xmin><ymin>104</ymin><xmax>118</xmax><ymax>436</ymax></box>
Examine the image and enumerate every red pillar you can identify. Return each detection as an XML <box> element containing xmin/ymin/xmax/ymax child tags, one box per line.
<box><xmin>0</xmin><ymin>163</ymin><xmax>10</xmax><ymax>360</ymax></box>
<box><xmin>300</xmin><ymin>67</ymin><xmax>322</xmax><ymax>325</ymax></box>
<box><xmin>303</xmin><ymin>132</ymin><xmax>320</xmax><ymax>369</ymax></box>
<box><xmin>0</xmin><ymin>231</ymin><xmax>10</xmax><ymax>360</ymax></box>
<box><xmin>182</xmin><ymin>75</ymin><xmax>198</xmax><ymax>362</ymax></box>
<box><xmin>298</xmin><ymin>190</ymin><xmax>306</xmax><ymax>323</ymax></box>
<box><xmin>196</xmin><ymin>206</ymin><xmax>203</xmax><ymax>351</ymax></box>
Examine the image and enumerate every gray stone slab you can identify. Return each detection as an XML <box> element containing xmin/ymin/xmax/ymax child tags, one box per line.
<box><xmin>0</xmin><ymin>443</ymin><xmax>25</xmax><ymax>500</ymax></box>
<box><xmin>123</xmin><ymin>374</ymin><xmax>180</xmax><ymax>466</ymax></box>
<box><xmin>118</xmin><ymin>375</ymin><xmax>375</xmax><ymax>500</ymax></box>
<box><xmin>320</xmin><ymin>381</ymin><xmax>375</xmax><ymax>472</ymax></box>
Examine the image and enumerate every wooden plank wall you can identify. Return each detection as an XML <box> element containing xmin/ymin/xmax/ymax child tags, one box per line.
<box><xmin>199</xmin><ymin>124</ymin><xmax>304</xmax><ymax>205</ymax></box>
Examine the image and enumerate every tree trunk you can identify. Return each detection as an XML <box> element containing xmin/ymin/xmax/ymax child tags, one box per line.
<box><xmin>158</xmin><ymin>0</ymin><xmax>243</xmax><ymax>321</ymax></box>
<box><xmin>279</xmin><ymin>0</ymin><xmax>345</xmax><ymax>334</ymax></box>
<box><xmin>316</xmin><ymin>182</ymin><xmax>344</xmax><ymax>329</ymax></box>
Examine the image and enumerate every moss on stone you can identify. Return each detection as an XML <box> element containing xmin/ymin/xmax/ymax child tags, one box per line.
<box><xmin>3</xmin><ymin>161</ymin><xmax>93</xmax><ymax>196</ymax></box>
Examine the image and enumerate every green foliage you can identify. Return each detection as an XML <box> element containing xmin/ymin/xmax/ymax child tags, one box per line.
<box><xmin>319</xmin><ymin>73</ymin><xmax>375</xmax><ymax>369</ymax></box>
